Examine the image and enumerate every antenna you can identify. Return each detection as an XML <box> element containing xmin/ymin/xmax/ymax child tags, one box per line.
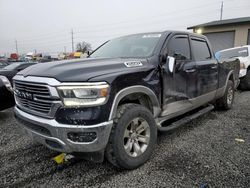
<box><xmin>220</xmin><ymin>1</ymin><xmax>224</xmax><ymax>20</ymax></box>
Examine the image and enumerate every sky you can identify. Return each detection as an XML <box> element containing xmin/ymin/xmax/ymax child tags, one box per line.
<box><xmin>0</xmin><ymin>0</ymin><xmax>249</xmax><ymax>55</ymax></box>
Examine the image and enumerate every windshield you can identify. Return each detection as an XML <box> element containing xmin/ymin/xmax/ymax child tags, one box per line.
<box><xmin>3</xmin><ymin>63</ymin><xmax>22</xmax><ymax>70</ymax></box>
<box><xmin>90</xmin><ymin>33</ymin><xmax>162</xmax><ymax>58</ymax></box>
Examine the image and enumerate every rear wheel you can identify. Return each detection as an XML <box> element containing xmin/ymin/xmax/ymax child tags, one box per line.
<box><xmin>216</xmin><ymin>80</ymin><xmax>234</xmax><ymax>110</ymax></box>
<box><xmin>105</xmin><ymin>104</ymin><xmax>157</xmax><ymax>169</ymax></box>
<box><xmin>239</xmin><ymin>69</ymin><xmax>250</xmax><ymax>90</ymax></box>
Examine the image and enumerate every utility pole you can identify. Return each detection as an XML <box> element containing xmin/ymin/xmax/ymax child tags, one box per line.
<box><xmin>220</xmin><ymin>1</ymin><xmax>224</xmax><ymax>20</ymax></box>
<box><xmin>64</xmin><ymin>46</ymin><xmax>66</xmax><ymax>53</ymax></box>
<box><xmin>15</xmin><ymin>39</ymin><xmax>18</xmax><ymax>54</ymax></box>
<box><xmin>71</xmin><ymin>29</ymin><xmax>74</xmax><ymax>52</ymax></box>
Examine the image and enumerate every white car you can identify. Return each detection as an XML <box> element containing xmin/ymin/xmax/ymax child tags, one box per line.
<box><xmin>217</xmin><ymin>45</ymin><xmax>250</xmax><ymax>90</ymax></box>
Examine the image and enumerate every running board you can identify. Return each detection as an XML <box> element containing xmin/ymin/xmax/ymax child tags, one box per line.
<box><xmin>157</xmin><ymin>104</ymin><xmax>214</xmax><ymax>132</ymax></box>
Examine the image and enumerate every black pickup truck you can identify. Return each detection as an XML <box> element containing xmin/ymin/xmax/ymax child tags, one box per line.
<box><xmin>13</xmin><ymin>31</ymin><xmax>239</xmax><ymax>169</ymax></box>
<box><xmin>0</xmin><ymin>62</ymin><xmax>37</xmax><ymax>111</ymax></box>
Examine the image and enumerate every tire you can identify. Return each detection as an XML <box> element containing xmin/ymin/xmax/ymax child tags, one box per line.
<box><xmin>239</xmin><ymin>69</ymin><xmax>250</xmax><ymax>90</ymax></box>
<box><xmin>105</xmin><ymin>103</ymin><xmax>157</xmax><ymax>169</ymax></box>
<box><xmin>215</xmin><ymin>80</ymin><xmax>234</xmax><ymax>110</ymax></box>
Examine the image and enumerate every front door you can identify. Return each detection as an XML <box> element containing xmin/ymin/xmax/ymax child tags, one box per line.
<box><xmin>161</xmin><ymin>34</ymin><xmax>197</xmax><ymax>117</ymax></box>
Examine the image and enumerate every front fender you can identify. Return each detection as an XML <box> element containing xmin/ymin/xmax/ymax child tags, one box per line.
<box><xmin>108</xmin><ymin>85</ymin><xmax>161</xmax><ymax>120</ymax></box>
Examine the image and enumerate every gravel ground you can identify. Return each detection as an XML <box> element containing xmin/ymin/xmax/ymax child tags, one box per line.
<box><xmin>0</xmin><ymin>91</ymin><xmax>249</xmax><ymax>188</ymax></box>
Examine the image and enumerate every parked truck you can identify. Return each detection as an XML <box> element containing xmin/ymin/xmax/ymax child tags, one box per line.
<box><xmin>216</xmin><ymin>45</ymin><xmax>250</xmax><ymax>90</ymax></box>
<box><xmin>13</xmin><ymin>31</ymin><xmax>239</xmax><ymax>169</ymax></box>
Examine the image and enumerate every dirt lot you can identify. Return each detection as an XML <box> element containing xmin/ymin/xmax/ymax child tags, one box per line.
<box><xmin>0</xmin><ymin>91</ymin><xmax>249</xmax><ymax>188</ymax></box>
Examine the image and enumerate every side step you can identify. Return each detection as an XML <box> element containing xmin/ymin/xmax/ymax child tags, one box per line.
<box><xmin>158</xmin><ymin>104</ymin><xmax>214</xmax><ymax>132</ymax></box>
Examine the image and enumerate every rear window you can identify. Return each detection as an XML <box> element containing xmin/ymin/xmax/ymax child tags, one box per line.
<box><xmin>191</xmin><ymin>39</ymin><xmax>211</xmax><ymax>61</ymax></box>
<box><xmin>219</xmin><ymin>47</ymin><xmax>249</xmax><ymax>59</ymax></box>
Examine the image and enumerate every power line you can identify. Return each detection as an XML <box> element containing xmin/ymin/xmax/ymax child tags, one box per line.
<box><xmin>18</xmin><ymin>3</ymin><xmax>247</xmax><ymax>44</ymax></box>
<box><xmin>2</xmin><ymin>0</ymin><xmax>247</xmax><ymax>44</ymax></box>
<box><xmin>71</xmin><ymin>29</ymin><xmax>74</xmax><ymax>52</ymax></box>
<box><xmin>1</xmin><ymin>0</ymin><xmax>222</xmax><ymax>43</ymax></box>
<box><xmin>15</xmin><ymin>39</ymin><xmax>18</xmax><ymax>54</ymax></box>
<box><xmin>75</xmin><ymin>2</ymin><xmax>220</xmax><ymax>33</ymax></box>
<box><xmin>1</xmin><ymin>0</ymin><xmax>249</xmax><ymax>53</ymax></box>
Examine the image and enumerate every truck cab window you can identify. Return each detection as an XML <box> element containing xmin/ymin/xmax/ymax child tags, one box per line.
<box><xmin>191</xmin><ymin>39</ymin><xmax>211</xmax><ymax>61</ymax></box>
<box><xmin>168</xmin><ymin>36</ymin><xmax>191</xmax><ymax>61</ymax></box>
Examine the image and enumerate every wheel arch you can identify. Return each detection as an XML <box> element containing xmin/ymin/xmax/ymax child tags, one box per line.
<box><xmin>108</xmin><ymin>86</ymin><xmax>161</xmax><ymax>120</ymax></box>
<box><xmin>224</xmin><ymin>70</ymin><xmax>235</xmax><ymax>93</ymax></box>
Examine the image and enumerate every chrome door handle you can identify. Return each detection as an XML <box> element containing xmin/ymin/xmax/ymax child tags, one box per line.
<box><xmin>185</xmin><ymin>69</ymin><xmax>196</xmax><ymax>73</ymax></box>
<box><xmin>211</xmin><ymin>66</ymin><xmax>218</xmax><ymax>69</ymax></box>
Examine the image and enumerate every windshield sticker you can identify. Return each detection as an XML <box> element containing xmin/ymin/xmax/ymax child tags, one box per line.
<box><xmin>142</xmin><ymin>34</ymin><xmax>161</xmax><ymax>38</ymax></box>
<box><xmin>124</xmin><ymin>61</ymin><xmax>143</xmax><ymax>68</ymax></box>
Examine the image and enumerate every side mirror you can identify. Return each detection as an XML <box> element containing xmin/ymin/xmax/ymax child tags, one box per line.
<box><xmin>167</xmin><ymin>56</ymin><xmax>175</xmax><ymax>73</ymax></box>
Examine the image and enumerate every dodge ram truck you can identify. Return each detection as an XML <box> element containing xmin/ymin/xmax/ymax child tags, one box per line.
<box><xmin>13</xmin><ymin>31</ymin><xmax>239</xmax><ymax>169</ymax></box>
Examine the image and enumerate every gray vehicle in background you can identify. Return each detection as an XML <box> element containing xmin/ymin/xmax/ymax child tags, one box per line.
<box><xmin>0</xmin><ymin>61</ymin><xmax>9</xmax><ymax>69</ymax></box>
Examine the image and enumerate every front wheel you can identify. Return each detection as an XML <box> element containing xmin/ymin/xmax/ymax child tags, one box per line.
<box><xmin>215</xmin><ymin>80</ymin><xmax>234</xmax><ymax>110</ymax></box>
<box><xmin>105</xmin><ymin>104</ymin><xmax>157</xmax><ymax>169</ymax></box>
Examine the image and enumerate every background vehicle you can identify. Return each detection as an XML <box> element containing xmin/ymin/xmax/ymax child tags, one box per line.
<box><xmin>0</xmin><ymin>62</ymin><xmax>36</xmax><ymax>111</ymax></box>
<box><xmin>10</xmin><ymin>53</ymin><xmax>19</xmax><ymax>61</ymax></box>
<box><xmin>39</xmin><ymin>55</ymin><xmax>52</xmax><ymax>63</ymax></box>
<box><xmin>0</xmin><ymin>61</ymin><xmax>9</xmax><ymax>69</ymax></box>
<box><xmin>13</xmin><ymin>31</ymin><xmax>239</xmax><ymax>169</ymax></box>
<box><xmin>216</xmin><ymin>45</ymin><xmax>250</xmax><ymax>90</ymax></box>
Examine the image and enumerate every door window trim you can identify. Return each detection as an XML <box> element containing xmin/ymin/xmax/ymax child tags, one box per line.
<box><xmin>162</xmin><ymin>34</ymin><xmax>192</xmax><ymax>61</ymax></box>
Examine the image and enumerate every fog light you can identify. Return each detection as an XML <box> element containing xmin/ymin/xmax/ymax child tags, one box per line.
<box><xmin>67</xmin><ymin>132</ymin><xmax>97</xmax><ymax>142</ymax></box>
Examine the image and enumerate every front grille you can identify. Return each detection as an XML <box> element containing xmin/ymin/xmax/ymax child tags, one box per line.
<box><xmin>14</xmin><ymin>80</ymin><xmax>53</xmax><ymax>115</ymax></box>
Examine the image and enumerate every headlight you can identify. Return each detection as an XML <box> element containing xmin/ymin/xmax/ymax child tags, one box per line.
<box><xmin>57</xmin><ymin>83</ymin><xmax>109</xmax><ymax>107</ymax></box>
<box><xmin>0</xmin><ymin>75</ymin><xmax>13</xmax><ymax>93</ymax></box>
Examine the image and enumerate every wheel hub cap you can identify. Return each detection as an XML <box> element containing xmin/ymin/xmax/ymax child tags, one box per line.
<box><xmin>131</xmin><ymin>133</ymin><xmax>137</xmax><ymax>140</ymax></box>
<box><xmin>123</xmin><ymin>117</ymin><xmax>150</xmax><ymax>157</ymax></box>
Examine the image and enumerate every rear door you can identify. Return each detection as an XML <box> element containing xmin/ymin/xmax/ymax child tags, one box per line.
<box><xmin>190</xmin><ymin>37</ymin><xmax>218</xmax><ymax>100</ymax></box>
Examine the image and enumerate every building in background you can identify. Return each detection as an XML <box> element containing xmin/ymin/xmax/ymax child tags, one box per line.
<box><xmin>188</xmin><ymin>17</ymin><xmax>250</xmax><ymax>52</ymax></box>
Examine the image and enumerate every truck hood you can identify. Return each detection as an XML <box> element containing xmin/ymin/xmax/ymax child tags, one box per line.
<box><xmin>18</xmin><ymin>58</ymin><xmax>149</xmax><ymax>82</ymax></box>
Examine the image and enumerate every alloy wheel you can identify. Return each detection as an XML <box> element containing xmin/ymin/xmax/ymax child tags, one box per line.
<box><xmin>123</xmin><ymin>117</ymin><xmax>150</xmax><ymax>157</ymax></box>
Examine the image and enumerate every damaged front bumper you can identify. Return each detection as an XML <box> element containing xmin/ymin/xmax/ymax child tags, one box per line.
<box><xmin>14</xmin><ymin>107</ymin><xmax>113</xmax><ymax>154</ymax></box>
